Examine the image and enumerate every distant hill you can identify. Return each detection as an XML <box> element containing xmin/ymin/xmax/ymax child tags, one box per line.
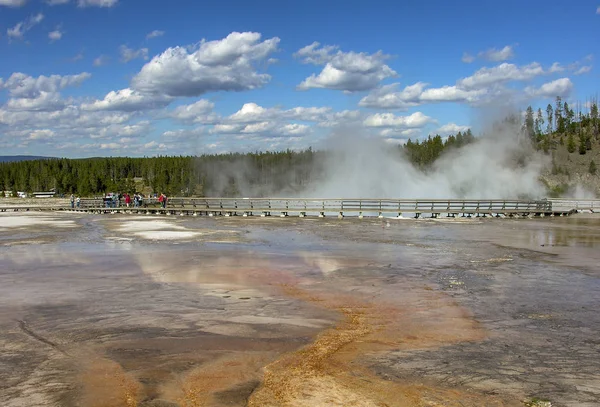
<box><xmin>0</xmin><ymin>155</ymin><xmax>53</xmax><ymax>163</ymax></box>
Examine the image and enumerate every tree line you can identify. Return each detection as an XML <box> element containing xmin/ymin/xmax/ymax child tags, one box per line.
<box><xmin>0</xmin><ymin>132</ymin><xmax>478</xmax><ymax>197</ymax></box>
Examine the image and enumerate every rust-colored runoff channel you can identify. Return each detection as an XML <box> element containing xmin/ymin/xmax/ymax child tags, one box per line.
<box><xmin>247</xmin><ymin>280</ymin><xmax>521</xmax><ymax>407</ymax></box>
<box><xmin>74</xmin><ymin>252</ymin><xmax>522</xmax><ymax>407</ymax></box>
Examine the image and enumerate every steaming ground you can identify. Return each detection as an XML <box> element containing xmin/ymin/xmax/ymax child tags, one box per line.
<box><xmin>204</xmin><ymin>123</ymin><xmax>550</xmax><ymax>199</ymax></box>
<box><xmin>1</xmin><ymin>212</ymin><xmax>600</xmax><ymax>406</ymax></box>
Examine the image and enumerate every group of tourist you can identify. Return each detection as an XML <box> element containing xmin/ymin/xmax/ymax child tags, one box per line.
<box><xmin>69</xmin><ymin>194</ymin><xmax>80</xmax><ymax>208</ymax></box>
<box><xmin>69</xmin><ymin>192</ymin><xmax>169</xmax><ymax>209</ymax></box>
<box><xmin>101</xmin><ymin>192</ymin><xmax>167</xmax><ymax>208</ymax></box>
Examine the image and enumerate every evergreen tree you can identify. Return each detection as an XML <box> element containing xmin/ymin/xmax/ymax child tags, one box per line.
<box><xmin>589</xmin><ymin>160</ymin><xmax>597</xmax><ymax>175</ymax></box>
<box><xmin>525</xmin><ymin>106</ymin><xmax>535</xmax><ymax>141</ymax></box>
<box><xmin>578</xmin><ymin>134</ymin><xmax>586</xmax><ymax>155</ymax></box>
<box><xmin>535</xmin><ymin>108</ymin><xmax>544</xmax><ymax>139</ymax></box>
<box><xmin>567</xmin><ymin>133</ymin><xmax>576</xmax><ymax>153</ymax></box>
<box><xmin>546</xmin><ymin>104</ymin><xmax>553</xmax><ymax>134</ymax></box>
<box><xmin>555</xmin><ymin>96</ymin><xmax>564</xmax><ymax>133</ymax></box>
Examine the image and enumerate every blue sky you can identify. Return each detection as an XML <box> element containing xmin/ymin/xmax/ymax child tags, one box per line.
<box><xmin>0</xmin><ymin>0</ymin><xmax>599</xmax><ymax>157</ymax></box>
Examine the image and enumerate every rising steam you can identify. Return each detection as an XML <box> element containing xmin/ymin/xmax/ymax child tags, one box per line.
<box><xmin>304</xmin><ymin>119</ymin><xmax>548</xmax><ymax>199</ymax></box>
<box><xmin>197</xmin><ymin>116</ymin><xmax>550</xmax><ymax>199</ymax></box>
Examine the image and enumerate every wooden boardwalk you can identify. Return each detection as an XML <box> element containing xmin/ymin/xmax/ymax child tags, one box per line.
<box><xmin>2</xmin><ymin>197</ymin><xmax>594</xmax><ymax>218</ymax></box>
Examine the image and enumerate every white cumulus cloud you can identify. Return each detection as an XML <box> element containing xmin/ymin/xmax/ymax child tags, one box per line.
<box><xmin>479</xmin><ymin>45</ymin><xmax>515</xmax><ymax>62</ymax></box>
<box><xmin>363</xmin><ymin>112</ymin><xmax>435</xmax><ymax>128</ymax></box>
<box><xmin>359</xmin><ymin>82</ymin><xmax>487</xmax><ymax>109</ymax></box>
<box><xmin>525</xmin><ymin>78</ymin><xmax>573</xmax><ymax>98</ymax></box>
<box><xmin>462</xmin><ymin>45</ymin><xmax>515</xmax><ymax>63</ymax></box>
<box><xmin>437</xmin><ymin>123</ymin><xmax>470</xmax><ymax>135</ymax></box>
<box><xmin>458</xmin><ymin>62</ymin><xmax>544</xmax><ymax>89</ymax></box>
<box><xmin>295</xmin><ymin>42</ymin><xmax>397</xmax><ymax>92</ymax></box>
<box><xmin>131</xmin><ymin>31</ymin><xmax>280</xmax><ymax>97</ymax></box>
<box><xmin>5</xmin><ymin>91</ymin><xmax>67</xmax><ymax>112</ymax></box>
<box><xmin>0</xmin><ymin>72</ymin><xmax>91</xmax><ymax>98</ymax></box>
<box><xmin>170</xmin><ymin>99</ymin><xmax>216</xmax><ymax>124</ymax></box>
<box><xmin>119</xmin><ymin>45</ymin><xmax>149</xmax><ymax>63</ymax></box>
<box><xmin>81</xmin><ymin>88</ymin><xmax>172</xmax><ymax>112</ymax></box>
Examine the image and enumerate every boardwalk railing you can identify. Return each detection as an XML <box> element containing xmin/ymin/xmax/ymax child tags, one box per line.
<box><xmin>70</xmin><ymin>197</ymin><xmax>568</xmax><ymax>217</ymax></box>
<box><xmin>547</xmin><ymin>199</ymin><xmax>600</xmax><ymax>212</ymax></box>
<box><xmin>2</xmin><ymin>197</ymin><xmax>593</xmax><ymax>217</ymax></box>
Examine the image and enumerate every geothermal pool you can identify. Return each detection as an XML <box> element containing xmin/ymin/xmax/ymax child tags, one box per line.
<box><xmin>1</xmin><ymin>212</ymin><xmax>599</xmax><ymax>407</ymax></box>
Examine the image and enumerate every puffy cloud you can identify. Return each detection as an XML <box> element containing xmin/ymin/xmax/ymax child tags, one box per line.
<box><xmin>170</xmin><ymin>99</ymin><xmax>217</xmax><ymax>123</ymax></box>
<box><xmin>119</xmin><ymin>45</ymin><xmax>149</xmax><ymax>63</ymax></box>
<box><xmin>278</xmin><ymin>123</ymin><xmax>311</xmax><ymax>136</ymax></box>
<box><xmin>210</xmin><ymin>124</ymin><xmax>242</xmax><ymax>134</ymax></box>
<box><xmin>146</xmin><ymin>30</ymin><xmax>164</xmax><ymax>39</ymax></box>
<box><xmin>48</xmin><ymin>27</ymin><xmax>64</xmax><ymax>42</ymax></box>
<box><xmin>458</xmin><ymin>62</ymin><xmax>544</xmax><ymax>89</ymax></box>
<box><xmin>93</xmin><ymin>55</ymin><xmax>110</xmax><ymax>66</ymax></box>
<box><xmin>548</xmin><ymin>62</ymin><xmax>564</xmax><ymax>73</ymax></box>
<box><xmin>420</xmin><ymin>85</ymin><xmax>488</xmax><ymax>102</ymax></box>
<box><xmin>240</xmin><ymin>121</ymin><xmax>275</xmax><ymax>134</ymax></box>
<box><xmin>294</xmin><ymin>42</ymin><xmax>339</xmax><ymax>65</ymax></box>
<box><xmin>479</xmin><ymin>45</ymin><xmax>515</xmax><ymax>62</ymax></box>
<box><xmin>362</xmin><ymin>59</ymin><xmax>585</xmax><ymax>109</ymax></box>
<box><xmin>0</xmin><ymin>72</ymin><xmax>91</xmax><ymax>98</ymax></box>
<box><xmin>359</xmin><ymin>82</ymin><xmax>487</xmax><ymax>109</ymax></box>
<box><xmin>525</xmin><ymin>78</ymin><xmax>573</xmax><ymax>98</ymax></box>
<box><xmin>45</xmin><ymin>0</ymin><xmax>69</xmax><ymax>4</ymax></box>
<box><xmin>295</xmin><ymin>42</ymin><xmax>397</xmax><ymax>92</ymax></box>
<box><xmin>462</xmin><ymin>45</ymin><xmax>515</xmax><ymax>63</ymax></box>
<box><xmin>81</xmin><ymin>88</ymin><xmax>172</xmax><ymax>112</ymax></box>
<box><xmin>437</xmin><ymin>123</ymin><xmax>470</xmax><ymax>135</ymax></box>
<box><xmin>7</xmin><ymin>13</ymin><xmax>44</xmax><ymax>40</ymax></box>
<box><xmin>228</xmin><ymin>102</ymin><xmax>275</xmax><ymax>122</ymax></box>
<box><xmin>0</xmin><ymin>0</ymin><xmax>27</xmax><ymax>6</ymax></box>
<box><xmin>5</xmin><ymin>91</ymin><xmax>66</xmax><ymax>112</ymax></box>
<box><xmin>363</xmin><ymin>112</ymin><xmax>436</xmax><ymax>128</ymax></box>
<box><xmin>223</xmin><ymin>102</ymin><xmax>361</xmax><ymax>130</ymax></box>
<box><xmin>131</xmin><ymin>31</ymin><xmax>280</xmax><ymax>97</ymax></box>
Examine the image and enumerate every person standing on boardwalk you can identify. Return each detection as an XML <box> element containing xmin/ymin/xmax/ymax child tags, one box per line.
<box><xmin>158</xmin><ymin>193</ymin><xmax>164</xmax><ymax>208</ymax></box>
<box><xmin>70</xmin><ymin>194</ymin><xmax>74</xmax><ymax>208</ymax></box>
<box><xmin>76</xmin><ymin>196</ymin><xmax>80</xmax><ymax>208</ymax></box>
<box><xmin>125</xmin><ymin>193</ymin><xmax>131</xmax><ymax>208</ymax></box>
